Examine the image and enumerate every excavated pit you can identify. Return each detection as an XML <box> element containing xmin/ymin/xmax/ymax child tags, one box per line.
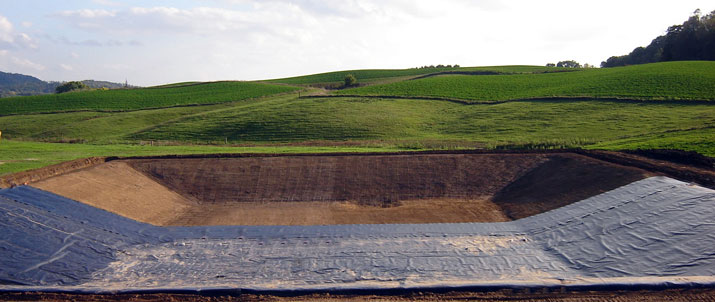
<box><xmin>31</xmin><ymin>152</ymin><xmax>651</xmax><ymax>226</ymax></box>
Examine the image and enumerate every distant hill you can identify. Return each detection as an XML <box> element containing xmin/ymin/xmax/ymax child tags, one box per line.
<box><xmin>0</xmin><ymin>71</ymin><xmax>132</xmax><ymax>97</ymax></box>
<box><xmin>0</xmin><ymin>71</ymin><xmax>56</xmax><ymax>97</ymax></box>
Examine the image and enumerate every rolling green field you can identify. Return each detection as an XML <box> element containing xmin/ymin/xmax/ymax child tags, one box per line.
<box><xmin>0</xmin><ymin>81</ymin><xmax>299</xmax><ymax>115</ymax></box>
<box><xmin>336</xmin><ymin>61</ymin><xmax>715</xmax><ymax>102</ymax></box>
<box><xmin>265</xmin><ymin>65</ymin><xmax>574</xmax><ymax>86</ymax></box>
<box><xmin>0</xmin><ymin>61</ymin><xmax>713</xmax><ymax>175</ymax></box>
<box><xmin>0</xmin><ymin>140</ymin><xmax>403</xmax><ymax>175</ymax></box>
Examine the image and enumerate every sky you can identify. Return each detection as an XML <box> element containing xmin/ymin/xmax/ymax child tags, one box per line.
<box><xmin>0</xmin><ymin>0</ymin><xmax>713</xmax><ymax>86</ymax></box>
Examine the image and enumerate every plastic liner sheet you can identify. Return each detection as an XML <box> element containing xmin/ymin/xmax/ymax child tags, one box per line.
<box><xmin>0</xmin><ymin>176</ymin><xmax>714</xmax><ymax>292</ymax></box>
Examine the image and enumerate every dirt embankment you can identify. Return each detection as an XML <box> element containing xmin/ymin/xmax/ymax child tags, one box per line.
<box><xmin>492</xmin><ymin>155</ymin><xmax>650</xmax><ymax>219</ymax></box>
<box><xmin>128</xmin><ymin>154</ymin><xmax>549</xmax><ymax>205</ymax></box>
<box><xmin>32</xmin><ymin>161</ymin><xmax>195</xmax><ymax>225</ymax></box>
<box><xmin>25</xmin><ymin>152</ymin><xmax>662</xmax><ymax>226</ymax></box>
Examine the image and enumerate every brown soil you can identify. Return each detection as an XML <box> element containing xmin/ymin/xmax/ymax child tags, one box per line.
<box><xmin>492</xmin><ymin>155</ymin><xmax>651</xmax><ymax>219</ymax></box>
<box><xmin>3</xmin><ymin>288</ymin><xmax>714</xmax><ymax>301</ymax></box>
<box><xmin>127</xmin><ymin>154</ymin><xmax>549</xmax><ymax>205</ymax></box>
<box><xmin>32</xmin><ymin>161</ymin><xmax>194</xmax><ymax>225</ymax></box>
<box><xmin>170</xmin><ymin>198</ymin><xmax>509</xmax><ymax>226</ymax></box>
<box><xmin>28</xmin><ymin>152</ymin><xmax>656</xmax><ymax>226</ymax></box>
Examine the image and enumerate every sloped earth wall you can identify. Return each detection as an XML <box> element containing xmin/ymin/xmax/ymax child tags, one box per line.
<box><xmin>30</xmin><ymin>153</ymin><xmax>651</xmax><ymax>225</ymax></box>
<box><xmin>1</xmin><ymin>176</ymin><xmax>714</xmax><ymax>293</ymax></box>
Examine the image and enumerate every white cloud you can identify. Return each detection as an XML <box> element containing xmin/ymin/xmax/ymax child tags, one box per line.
<box><xmin>11</xmin><ymin>56</ymin><xmax>45</xmax><ymax>71</ymax></box>
<box><xmin>45</xmin><ymin>35</ymin><xmax>142</xmax><ymax>47</ymax></box>
<box><xmin>59</xmin><ymin>63</ymin><xmax>73</xmax><ymax>71</ymax></box>
<box><xmin>22</xmin><ymin>0</ymin><xmax>715</xmax><ymax>85</ymax></box>
<box><xmin>0</xmin><ymin>15</ymin><xmax>37</xmax><ymax>49</ymax></box>
<box><xmin>91</xmin><ymin>0</ymin><xmax>122</xmax><ymax>6</ymax></box>
<box><xmin>53</xmin><ymin>6</ymin><xmax>316</xmax><ymax>41</ymax></box>
<box><xmin>0</xmin><ymin>15</ymin><xmax>14</xmax><ymax>43</ymax></box>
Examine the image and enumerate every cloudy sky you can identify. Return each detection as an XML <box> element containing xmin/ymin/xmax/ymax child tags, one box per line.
<box><xmin>1</xmin><ymin>0</ymin><xmax>713</xmax><ymax>86</ymax></box>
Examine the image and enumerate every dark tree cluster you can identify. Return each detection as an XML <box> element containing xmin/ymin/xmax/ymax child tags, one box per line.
<box><xmin>601</xmin><ymin>9</ymin><xmax>715</xmax><ymax>67</ymax></box>
<box><xmin>557</xmin><ymin>60</ymin><xmax>582</xmax><ymax>68</ymax></box>
<box><xmin>414</xmin><ymin>64</ymin><xmax>460</xmax><ymax>69</ymax></box>
<box><xmin>55</xmin><ymin>81</ymin><xmax>89</xmax><ymax>94</ymax></box>
<box><xmin>343</xmin><ymin>74</ymin><xmax>357</xmax><ymax>87</ymax></box>
<box><xmin>546</xmin><ymin>61</ymin><xmax>585</xmax><ymax>68</ymax></box>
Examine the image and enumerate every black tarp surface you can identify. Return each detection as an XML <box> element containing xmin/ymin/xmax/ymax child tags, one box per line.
<box><xmin>0</xmin><ymin>176</ymin><xmax>713</xmax><ymax>292</ymax></box>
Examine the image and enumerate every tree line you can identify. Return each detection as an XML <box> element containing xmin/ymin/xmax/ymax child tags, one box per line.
<box><xmin>601</xmin><ymin>9</ymin><xmax>715</xmax><ymax>67</ymax></box>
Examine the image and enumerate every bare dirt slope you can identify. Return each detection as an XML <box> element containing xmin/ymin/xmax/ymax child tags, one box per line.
<box><xmin>492</xmin><ymin>154</ymin><xmax>652</xmax><ymax>219</ymax></box>
<box><xmin>128</xmin><ymin>153</ymin><xmax>550</xmax><ymax>205</ymax></box>
<box><xmin>32</xmin><ymin>161</ymin><xmax>195</xmax><ymax>225</ymax></box>
<box><xmin>28</xmin><ymin>152</ymin><xmax>655</xmax><ymax>226</ymax></box>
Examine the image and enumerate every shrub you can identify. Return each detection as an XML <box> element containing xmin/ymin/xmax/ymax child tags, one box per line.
<box><xmin>55</xmin><ymin>81</ymin><xmax>88</xmax><ymax>94</ymax></box>
<box><xmin>344</xmin><ymin>74</ymin><xmax>357</xmax><ymax>87</ymax></box>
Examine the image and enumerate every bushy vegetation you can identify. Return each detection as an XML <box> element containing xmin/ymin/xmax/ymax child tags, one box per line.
<box><xmin>336</xmin><ymin>61</ymin><xmax>715</xmax><ymax>102</ymax></box>
<box><xmin>55</xmin><ymin>81</ymin><xmax>89</xmax><ymax>94</ymax></box>
<box><xmin>344</xmin><ymin>74</ymin><xmax>357</xmax><ymax>87</ymax></box>
<box><xmin>0</xmin><ymin>81</ymin><xmax>299</xmax><ymax>115</ymax></box>
<box><xmin>602</xmin><ymin>10</ymin><xmax>715</xmax><ymax>67</ymax></box>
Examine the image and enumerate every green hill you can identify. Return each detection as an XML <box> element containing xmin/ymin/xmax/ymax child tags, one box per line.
<box><xmin>265</xmin><ymin>65</ymin><xmax>574</xmax><ymax>87</ymax></box>
<box><xmin>0</xmin><ymin>81</ymin><xmax>299</xmax><ymax>115</ymax></box>
<box><xmin>335</xmin><ymin>61</ymin><xmax>715</xmax><ymax>102</ymax></box>
<box><xmin>0</xmin><ymin>61</ymin><xmax>713</xmax><ymax>175</ymax></box>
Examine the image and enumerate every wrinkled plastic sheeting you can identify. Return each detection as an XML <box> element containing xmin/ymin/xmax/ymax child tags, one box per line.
<box><xmin>0</xmin><ymin>176</ymin><xmax>714</xmax><ymax>292</ymax></box>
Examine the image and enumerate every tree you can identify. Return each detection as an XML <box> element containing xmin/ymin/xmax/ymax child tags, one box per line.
<box><xmin>601</xmin><ymin>9</ymin><xmax>715</xmax><ymax>67</ymax></box>
<box><xmin>545</xmin><ymin>63</ymin><xmax>556</xmax><ymax>67</ymax></box>
<box><xmin>344</xmin><ymin>74</ymin><xmax>357</xmax><ymax>87</ymax></box>
<box><xmin>55</xmin><ymin>81</ymin><xmax>88</xmax><ymax>94</ymax></box>
<box><xmin>556</xmin><ymin>60</ymin><xmax>581</xmax><ymax>68</ymax></box>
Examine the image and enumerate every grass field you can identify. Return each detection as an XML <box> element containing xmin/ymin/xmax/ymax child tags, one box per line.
<box><xmin>0</xmin><ymin>140</ymin><xmax>405</xmax><ymax>176</ymax></box>
<box><xmin>4</xmin><ymin>94</ymin><xmax>709</xmax><ymax>151</ymax></box>
<box><xmin>0</xmin><ymin>81</ymin><xmax>299</xmax><ymax>115</ymax></box>
<box><xmin>0</xmin><ymin>61</ymin><xmax>713</xmax><ymax>175</ymax></box>
<box><xmin>128</xmin><ymin>97</ymin><xmax>714</xmax><ymax>153</ymax></box>
<box><xmin>336</xmin><ymin>61</ymin><xmax>715</xmax><ymax>102</ymax></box>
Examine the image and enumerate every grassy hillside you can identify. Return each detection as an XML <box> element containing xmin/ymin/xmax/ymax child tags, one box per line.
<box><xmin>1</xmin><ymin>62</ymin><xmax>713</xmax><ymax>175</ymax></box>
<box><xmin>0</xmin><ymin>140</ymin><xmax>402</xmax><ymax>176</ymax></box>
<box><xmin>266</xmin><ymin>65</ymin><xmax>574</xmax><ymax>86</ymax></box>
<box><xmin>3</xmin><ymin>94</ymin><xmax>711</xmax><ymax>154</ymax></box>
<box><xmin>0</xmin><ymin>81</ymin><xmax>299</xmax><ymax>115</ymax></box>
<box><xmin>336</xmin><ymin>61</ymin><xmax>715</xmax><ymax>102</ymax></box>
<box><xmin>127</xmin><ymin>97</ymin><xmax>713</xmax><ymax>153</ymax></box>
